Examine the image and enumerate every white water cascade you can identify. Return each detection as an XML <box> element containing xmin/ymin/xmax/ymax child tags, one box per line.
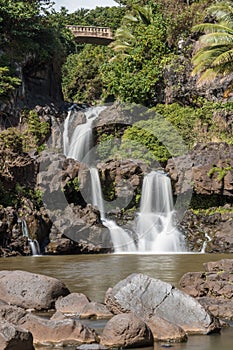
<box><xmin>64</xmin><ymin>106</ymin><xmax>106</xmax><ymax>162</ymax></box>
<box><xmin>21</xmin><ymin>220</ymin><xmax>41</xmax><ymax>256</ymax></box>
<box><xmin>63</xmin><ymin>107</ymin><xmax>186</xmax><ymax>253</ymax></box>
<box><xmin>90</xmin><ymin>167</ymin><xmax>137</xmax><ymax>253</ymax></box>
<box><xmin>136</xmin><ymin>171</ymin><xmax>186</xmax><ymax>252</ymax></box>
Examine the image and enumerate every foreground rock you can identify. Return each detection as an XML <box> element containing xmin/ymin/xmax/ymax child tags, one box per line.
<box><xmin>55</xmin><ymin>293</ymin><xmax>112</xmax><ymax>319</ymax></box>
<box><xmin>0</xmin><ymin>270</ymin><xmax>70</xmax><ymax>310</ymax></box>
<box><xmin>100</xmin><ymin>313</ymin><xmax>153</xmax><ymax>348</ymax></box>
<box><xmin>179</xmin><ymin>258</ymin><xmax>233</xmax><ymax>321</ymax></box>
<box><xmin>0</xmin><ymin>320</ymin><xmax>34</xmax><ymax>350</ymax></box>
<box><xmin>18</xmin><ymin>313</ymin><xmax>98</xmax><ymax>346</ymax></box>
<box><xmin>105</xmin><ymin>273</ymin><xmax>220</xmax><ymax>335</ymax></box>
<box><xmin>147</xmin><ymin>315</ymin><xmax>187</xmax><ymax>343</ymax></box>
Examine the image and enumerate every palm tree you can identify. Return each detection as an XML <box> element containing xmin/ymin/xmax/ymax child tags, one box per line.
<box><xmin>109</xmin><ymin>4</ymin><xmax>154</xmax><ymax>61</ymax></box>
<box><xmin>191</xmin><ymin>1</ymin><xmax>233</xmax><ymax>85</ymax></box>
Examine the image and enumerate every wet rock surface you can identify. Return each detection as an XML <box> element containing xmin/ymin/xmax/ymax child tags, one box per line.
<box><xmin>147</xmin><ymin>314</ymin><xmax>188</xmax><ymax>343</ymax></box>
<box><xmin>19</xmin><ymin>314</ymin><xmax>98</xmax><ymax>346</ymax></box>
<box><xmin>180</xmin><ymin>208</ymin><xmax>233</xmax><ymax>252</ymax></box>
<box><xmin>55</xmin><ymin>293</ymin><xmax>113</xmax><ymax>319</ymax></box>
<box><xmin>0</xmin><ymin>268</ymin><xmax>229</xmax><ymax>348</ymax></box>
<box><xmin>0</xmin><ymin>320</ymin><xmax>34</xmax><ymax>350</ymax></box>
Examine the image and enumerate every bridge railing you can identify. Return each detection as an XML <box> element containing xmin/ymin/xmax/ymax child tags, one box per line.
<box><xmin>67</xmin><ymin>25</ymin><xmax>113</xmax><ymax>39</ymax></box>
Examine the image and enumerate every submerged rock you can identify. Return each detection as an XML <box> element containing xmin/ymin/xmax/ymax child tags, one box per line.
<box><xmin>105</xmin><ymin>273</ymin><xmax>220</xmax><ymax>335</ymax></box>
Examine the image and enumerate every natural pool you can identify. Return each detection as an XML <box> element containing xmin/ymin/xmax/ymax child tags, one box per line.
<box><xmin>1</xmin><ymin>253</ymin><xmax>233</xmax><ymax>350</ymax></box>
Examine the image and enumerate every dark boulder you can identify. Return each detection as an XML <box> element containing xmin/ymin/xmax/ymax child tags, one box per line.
<box><xmin>179</xmin><ymin>258</ymin><xmax>233</xmax><ymax>321</ymax></box>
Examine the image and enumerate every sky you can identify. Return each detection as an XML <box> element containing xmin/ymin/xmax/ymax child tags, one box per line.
<box><xmin>53</xmin><ymin>0</ymin><xmax>118</xmax><ymax>12</ymax></box>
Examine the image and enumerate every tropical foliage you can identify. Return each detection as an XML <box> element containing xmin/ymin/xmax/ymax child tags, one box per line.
<box><xmin>62</xmin><ymin>45</ymin><xmax>111</xmax><ymax>103</ymax></box>
<box><xmin>0</xmin><ymin>0</ymin><xmax>74</xmax><ymax>99</ymax></box>
<box><xmin>100</xmin><ymin>3</ymin><xmax>171</xmax><ymax>106</ymax></box>
<box><xmin>192</xmin><ymin>0</ymin><xmax>233</xmax><ymax>84</ymax></box>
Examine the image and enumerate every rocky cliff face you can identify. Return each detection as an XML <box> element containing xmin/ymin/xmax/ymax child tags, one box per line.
<box><xmin>166</xmin><ymin>142</ymin><xmax>233</xmax><ymax>205</ymax></box>
<box><xmin>0</xmin><ymin>60</ymin><xmax>64</xmax><ymax>129</ymax></box>
<box><xmin>163</xmin><ymin>43</ymin><xmax>233</xmax><ymax>105</ymax></box>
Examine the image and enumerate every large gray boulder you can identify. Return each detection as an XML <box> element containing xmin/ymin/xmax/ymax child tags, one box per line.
<box><xmin>0</xmin><ymin>320</ymin><xmax>34</xmax><ymax>350</ymax></box>
<box><xmin>105</xmin><ymin>273</ymin><xmax>220</xmax><ymax>334</ymax></box>
<box><xmin>0</xmin><ymin>270</ymin><xmax>70</xmax><ymax>310</ymax></box>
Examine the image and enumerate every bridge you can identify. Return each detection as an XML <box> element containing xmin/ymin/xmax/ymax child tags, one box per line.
<box><xmin>67</xmin><ymin>25</ymin><xmax>114</xmax><ymax>45</ymax></box>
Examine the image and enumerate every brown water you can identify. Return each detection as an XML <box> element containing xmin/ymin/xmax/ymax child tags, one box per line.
<box><xmin>1</xmin><ymin>253</ymin><xmax>233</xmax><ymax>349</ymax></box>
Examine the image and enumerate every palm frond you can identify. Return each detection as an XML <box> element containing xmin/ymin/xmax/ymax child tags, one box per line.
<box><xmin>122</xmin><ymin>14</ymin><xmax>138</xmax><ymax>24</ymax></box>
<box><xmin>212</xmin><ymin>48</ymin><xmax>233</xmax><ymax>67</ymax></box>
<box><xmin>193</xmin><ymin>23</ymin><xmax>233</xmax><ymax>35</ymax></box>
<box><xmin>196</xmin><ymin>68</ymin><xmax>218</xmax><ymax>84</ymax></box>
<box><xmin>208</xmin><ymin>2</ymin><xmax>233</xmax><ymax>27</ymax></box>
<box><xmin>133</xmin><ymin>5</ymin><xmax>153</xmax><ymax>26</ymax></box>
<box><xmin>191</xmin><ymin>1</ymin><xmax>233</xmax><ymax>85</ymax></box>
<box><xmin>109</xmin><ymin>53</ymin><xmax>130</xmax><ymax>62</ymax></box>
<box><xmin>192</xmin><ymin>46</ymin><xmax>230</xmax><ymax>74</ymax></box>
<box><xmin>198</xmin><ymin>32</ymin><xmax>233</xmax><ymax>45</ymax></box>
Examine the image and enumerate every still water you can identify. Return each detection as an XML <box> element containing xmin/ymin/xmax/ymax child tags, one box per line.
<box><xmin>1</xmin><ymin>253</ymin><xmax>233</xmax><ymax>350</ymax></box>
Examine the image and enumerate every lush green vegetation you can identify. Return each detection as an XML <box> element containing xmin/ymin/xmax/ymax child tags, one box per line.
<box><xmin>192</xmin><ymin>1</ymin><xmax>233</xmax><ymax>86</ymax></box>
<box><xmin>0</xmin><ymin>0</ymin><xmax>74</xmax><ymax>100</ymax></box>
<box><xmin>96</xmin><ymin>101</ymin><xmax>233</xmax><ymax>165</ymax></box>
<box><xmin>60</xmin><ymin>0</ymin><xmax>218</xmax><ymax>106</ymax></box>
<box><xmin>1</xmin><ymin>0</ymin><xmax>232</xmax><ymax>210</ymax></box>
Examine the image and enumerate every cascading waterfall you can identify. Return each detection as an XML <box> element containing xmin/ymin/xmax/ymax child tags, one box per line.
<box><xmin>90</xmin><ymin>167</ymin><xmax>136</xmax><ymax>253</ymax></box>
<box><xmin>63</xmin><ymin>106</ymin><xmax>186</xmax><ymax>253</ymax></box>
<box><xmin>64</xmin><ymin>106</ymin><xmax>106</xmax><ymax>162</ymax></box>
<box><xmin>63</xmin><ymin>106</ymin><xmax>136</xmax><ymax>252</ymax></box>
<box><xmin>136</xmin><ymin>171</ymin><xmax>186</xmax><ymax>252</ymax></box>
<box><xmin>21</xmin><ymin>220</ymin><xmax>41</xmax><ymax>256</ymax></box>
<box><xmin>63</xmin><ymin>109</ymin><xmax>73</xmax><ymax>156</ymax></box>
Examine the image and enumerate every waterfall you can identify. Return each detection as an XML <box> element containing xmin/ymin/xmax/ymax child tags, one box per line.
<box><xmin>21</xmin><ymin>220</ymin><xmax>41</xmax><ymax>256</ymax></box>
<box><xmin>63</xmin><ymin>106</ymin><xmax>106</xmax><ymax>162</ymax></box>
<box><xmin>90</xmin><ymin>167</ymin><xmax>136</xmax><ymax>253</ymax></box>
<box><xmin>90</xmin><ymin>167</ymin><xmax>105</xmax><ymax>219</ymax></box>
<box><xmin>63</xmin><ymin>109</ymin><xmax>72</xmax><ymax>156</ymax></box>
<box><xmin>201</xmin><ymin>231</ymin><xmax>212</xmax><ymax>253</ymax></box>
<box><xmin>63</xmin><ymin>106</ymin><xmax>187</xmax><ymax>253</ymax></box>
<box><xmin>136</xmin><ymin>171</ymin><xmax>186</xmax><ymax>252</ymax></box>
<box><xmin>63</xmin><ymin>106</ymin><xmax>136</xmax><ymax>253</ymax></box>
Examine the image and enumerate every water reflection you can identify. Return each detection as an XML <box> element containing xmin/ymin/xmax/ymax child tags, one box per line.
<box><xmin>1</xmin><ymin>253</ymin><xmax>232</xmax><ymax>301</ymax></box>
